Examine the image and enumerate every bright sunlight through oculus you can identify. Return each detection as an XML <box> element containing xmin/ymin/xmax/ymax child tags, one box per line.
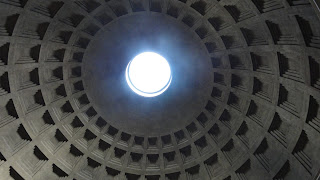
<box><xmin>126</xmin><ymin>52</ymin><xmax>172</xmax><ymax>97</ymax></box>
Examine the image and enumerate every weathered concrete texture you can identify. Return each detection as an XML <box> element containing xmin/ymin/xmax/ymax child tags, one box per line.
<box><xmin>0</xmin><ymin>0</ymin><xmax>319</xmax><ymax>180</ymax></box>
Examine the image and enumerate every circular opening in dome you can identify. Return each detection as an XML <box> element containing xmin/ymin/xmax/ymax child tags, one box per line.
<box><xmin>126</xmin><ymin>52</ymin><xmax>172</xmax><ymax>97</ymax></box>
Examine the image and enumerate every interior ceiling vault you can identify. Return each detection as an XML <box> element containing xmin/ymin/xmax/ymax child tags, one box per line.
<box><xmin>0</xmin><ymin>0</ymin><xmax>320</xmax><ymax>180</ymax></box>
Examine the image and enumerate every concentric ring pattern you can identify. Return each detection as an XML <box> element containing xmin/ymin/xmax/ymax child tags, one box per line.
<box><xmin>0</xmin><ymin>0</ymin><xmax>320</xmax><ymax>180</ymax></box>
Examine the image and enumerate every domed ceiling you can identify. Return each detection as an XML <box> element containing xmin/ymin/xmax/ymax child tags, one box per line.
<box><xmin>0</xmin><ymin>0</ymin><xmax>320</xmax><ymax>180</ymax></box>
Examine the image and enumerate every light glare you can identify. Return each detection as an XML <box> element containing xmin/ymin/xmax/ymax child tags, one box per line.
<box><xmin>126</xmin><ymin>52</ymin><xmax>172</xmax><ymax>97</ymax></box>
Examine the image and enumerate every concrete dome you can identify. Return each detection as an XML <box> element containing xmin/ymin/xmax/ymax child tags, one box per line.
<box><xmin>0</xmin><ymin>0</ymin><xmax>319</xmax><ymax>180</ymax></box>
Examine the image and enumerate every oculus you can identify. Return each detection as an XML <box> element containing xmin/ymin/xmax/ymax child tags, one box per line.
<box><xmin>126</xmin><ymin>52</ymin><xmax>172</xmax><ymax>97</ymax></box>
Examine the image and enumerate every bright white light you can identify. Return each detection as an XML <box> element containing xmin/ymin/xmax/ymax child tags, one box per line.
<box><xmin>126</xmin><ymin>52</ymin><xmax>172</xmax><ymax>97</ymax></box>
